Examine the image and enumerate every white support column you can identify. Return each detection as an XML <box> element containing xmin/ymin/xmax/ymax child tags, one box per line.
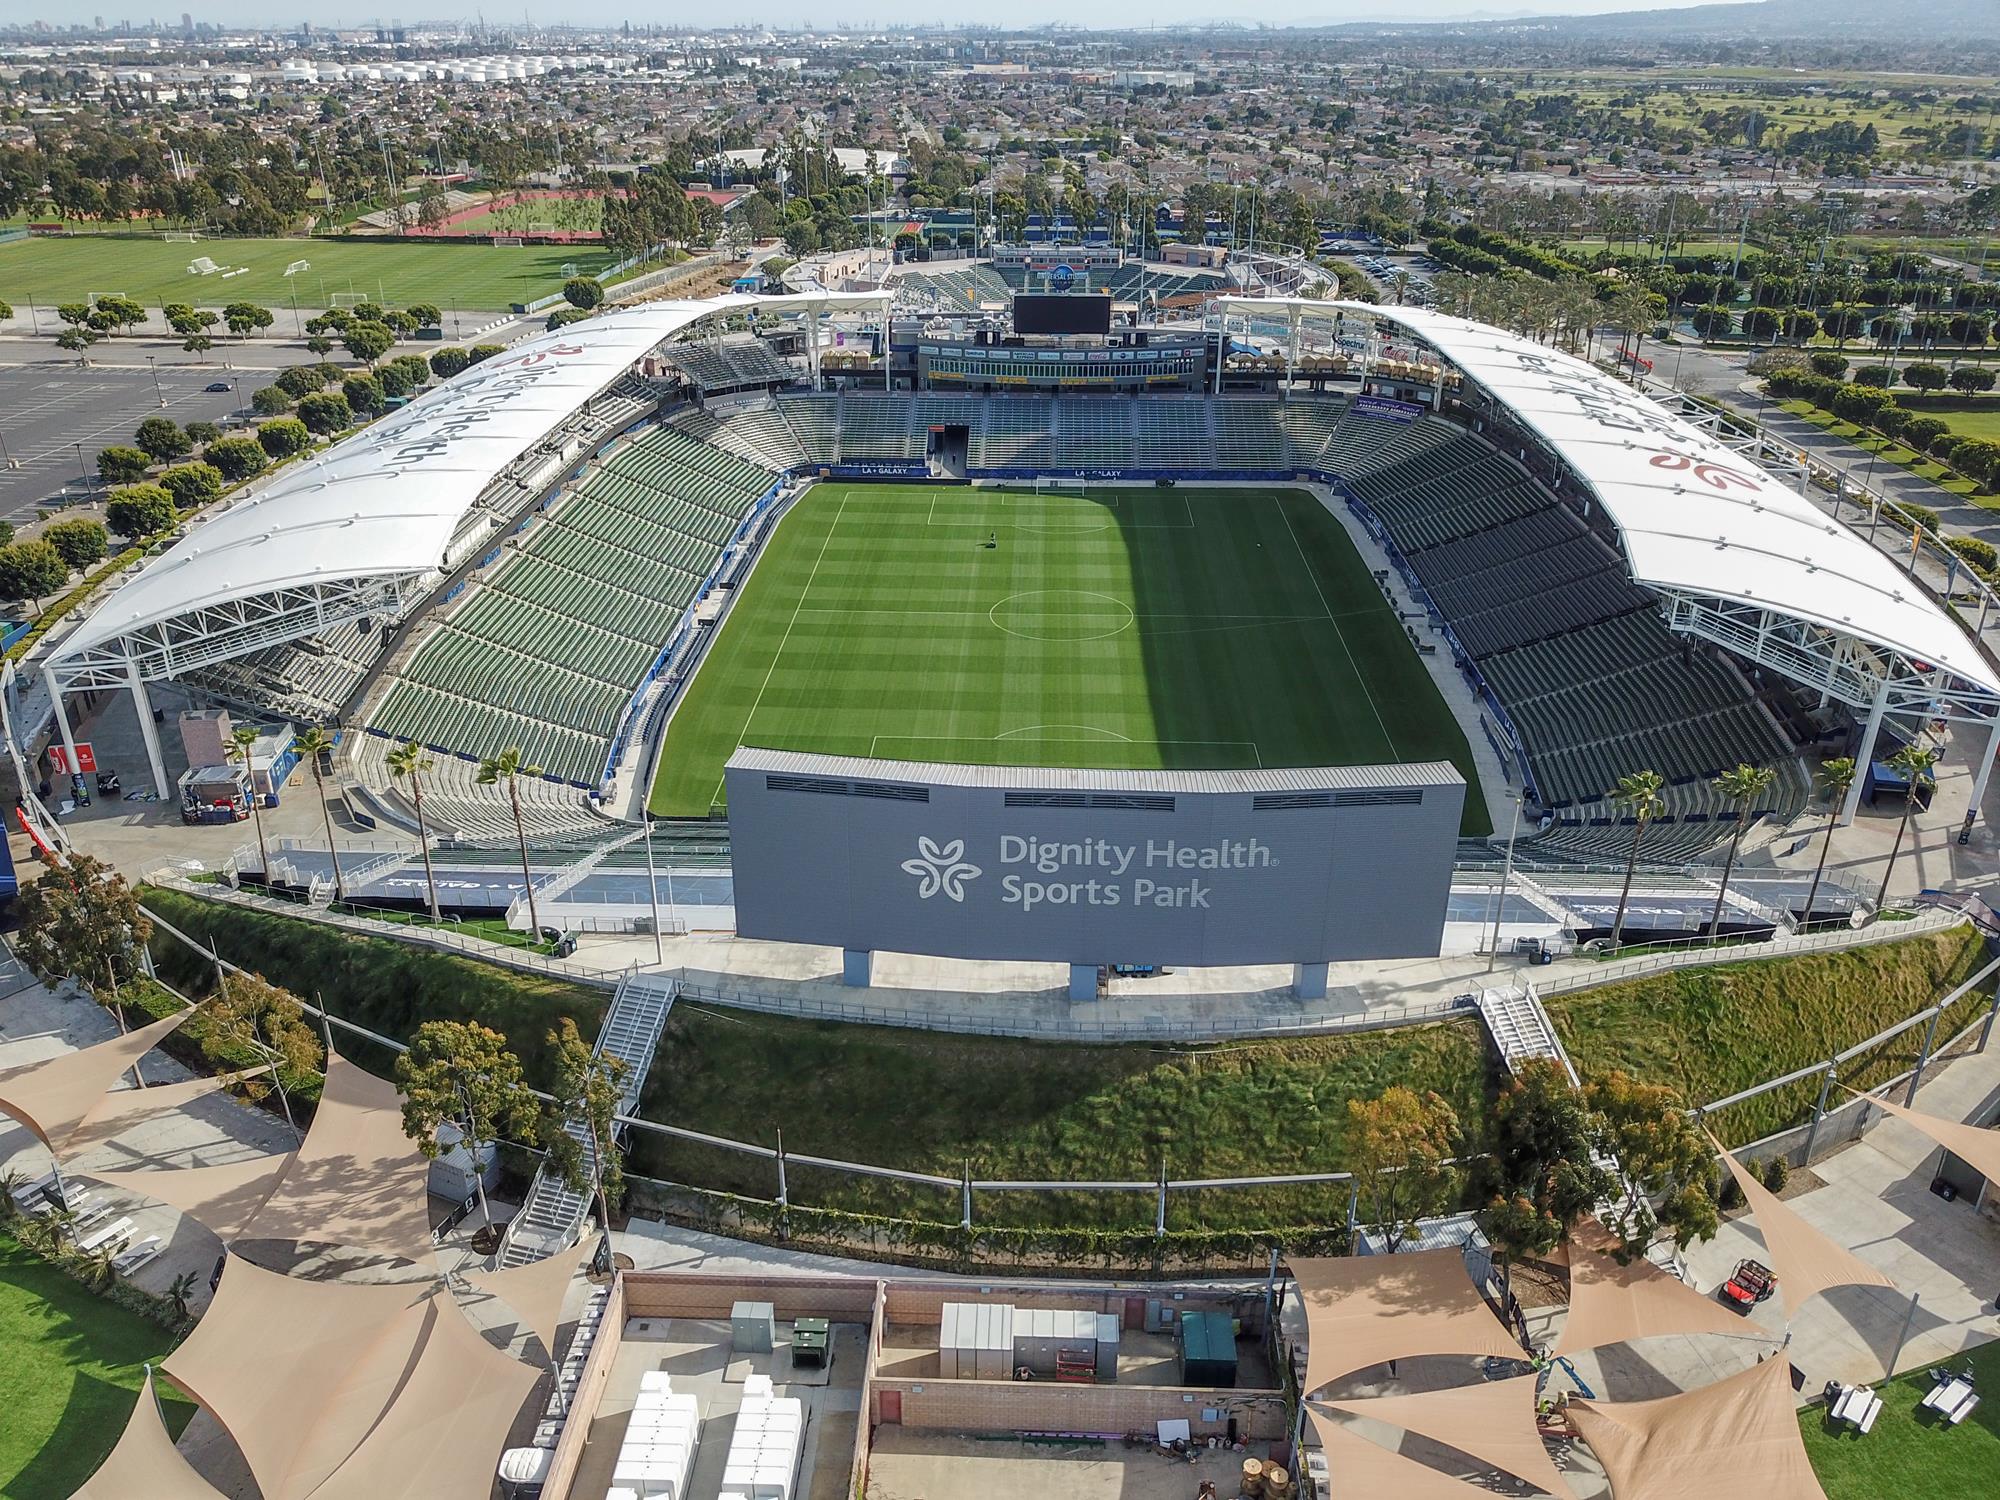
<box><xmin>1967</xmin><ymin>712</ymin><xmax>2000</xmax><ymax>832</ymax></box>
<box><xmin>1843</xmin><ymin>673</ymin><xmax>1893</xmax><ymax>826</ymax></box>
<box><xmin>127</xmin><ymin>659</ymin><xmax>170</xmax><ymax>800</ymax></box>
<box><xmin>807</xmin><ymin>310</ymin><xmax>822</xmax><ymax>390</ymax></box>
<box><xmin>43</xmin><ymin>665</ymin><xmax>79</xmax><ymax>787</ymax></box>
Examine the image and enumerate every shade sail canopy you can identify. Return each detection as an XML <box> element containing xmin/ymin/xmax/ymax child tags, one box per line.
<box><xmin>1553</xmin><ymin>1218</ymin><xmax>1754</xmax><ymax>1355</ymax></box>
<box><xmin>239</xmin><ymin>1052</ymin><xmax>437</xmax><ymax>1266</ymax></box>
<box><xmin>1849</xmin><ymin>1087</ymin><xmax>2000</xmax><ymax>1186</ymax></box>
<box><xmin>1212</xmin><ymin>297</ymin><xmax>2000</xmax><ymax>699</ymax></box>
<box><xmin>163</xmin><ymin>1254</ymin><xmax>431</xmax><ymax>1500</ymax></box>
<box><xmin>464</xmin><ymin>1232</ymin><xmax>593</xmax><ymax>1356</ymax></box>
<box><xmin>1290</xmin><ymin>1251</ymin><xmax>1520</xmax><ymax>1396</ymax></box>
<box><xmin>1306</xmin><ymin>1404</ymin><xmax>1526</xmax><ymax>1500</ymax></box>
<box><xmin>1569</xmin><ymin>1356</ymin><xmax>1829</xmax><ymax>1500</ymax></box>
<box><xmin>1318</xmin><ymin>1373</ymin><xmax>1573</xmax><ymax>1498</ymax></box>
<box><xmin>81</xmin><ymin>1151</ymin><xmax>294</xmax><ymax>1242</ymax></box>
<box><xmin>308</xmin><ymin>1291</ymin><xmax>543</xmax><ymax>1500</ymax></box>
<box><xmin>66</xmin><ymin>1067</ymin><xmax>268</xmax><ymax>1160</ymax></box>
<box><xmin>1710</xmin><ymin>1135</ymin><xmax>1894</xmax><ymax>1318</ymax></box>
<box><xmin>73</xmin><ymin>1368</ymin><xmax>227</xmax><ymax>1500</ymax></box>
<box><xmin>0</xmin><ymin>1007</ymin><xmax>194</xmax><ymax>1151</ymax></box>
<box><xmin>54</xmin><ymin>291</ymin><xmax>893</xmax><ymax>679</ymax></box>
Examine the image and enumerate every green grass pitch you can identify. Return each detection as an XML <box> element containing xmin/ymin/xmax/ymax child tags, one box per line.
<box><xmin>0</xmin><ymin>234</ymin><xmax>623</xmax><ymax>311</ymax></box>
<box><xmin>648</xmin><ymin>483</ymin><xmax>1490</xmax><ymax>836</ymax></box>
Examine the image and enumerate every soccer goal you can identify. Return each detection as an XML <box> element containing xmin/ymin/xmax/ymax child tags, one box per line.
<box><xmin>330</xmin><ymin>291</ymin><xmax>370</xmax><ymax>309</ymax></box>
<box><xmin>493</xmin><ymin>235</ymin><xmax>526</xmax><ymax>248</ymax></box>
<box><xmin>1035</xmin><ymin>478</ymin><xmax>1090</xmax><ymax>500</ymax></box>
<box><xmin>163</xmin><ymin>230</ymin><xmax>199</xmax><ymax>243</ymax></box>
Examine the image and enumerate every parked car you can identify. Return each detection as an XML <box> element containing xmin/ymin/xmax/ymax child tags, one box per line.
<box><xmin>1719</xmin><ymin>1259</ymin><xmax>1777</xmax><ymax>1311</ymax></box>
<box><xmin>204</xmin><ymin>380</ymin><xmax>232</xmax><ymax>393</ymax></box>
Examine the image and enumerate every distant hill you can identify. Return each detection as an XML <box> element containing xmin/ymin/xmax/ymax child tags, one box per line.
<box><xmin>1497</xmin><ymin>0</ymin><xmax>2000</xmax><ymax>39</ymax></box>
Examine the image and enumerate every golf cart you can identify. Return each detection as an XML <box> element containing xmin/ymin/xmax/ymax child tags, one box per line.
<box><xmin>1720</xmin><ymin>1258</ymin><xmax>1777</xmax><ymax>1312</ymax></box>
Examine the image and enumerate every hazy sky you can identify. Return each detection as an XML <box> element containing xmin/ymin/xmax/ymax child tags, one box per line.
<box><xmin>0</xmin><ymin>0</ymin><xmax>1729</xmax><ymax>34</ymax></box>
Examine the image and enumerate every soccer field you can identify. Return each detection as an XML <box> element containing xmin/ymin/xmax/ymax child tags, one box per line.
<box><xmin>649</xmin><ymin>483</ymin><xmax>1490</xmax><ymax>835</ymax></box>
<box><xmin>0</xmin><ymin>234</ymin><xmax>622</xmax><ymax>311</ymax></box>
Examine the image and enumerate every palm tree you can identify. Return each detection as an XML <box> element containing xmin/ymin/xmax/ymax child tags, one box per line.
<box><xmin>293</xmin><ymin>726</ymin><xmax>344</xmax><ymax>903</ymax></box>
<box><xmin>166</xmin><ymin>1270</ymin><xmax>199</xmax><ymax>1324</ymax></box>
<box><xmin>1875</xmin><ymin>743</ymin><xmax>1941</xmax><ymax>913</ymax></box>
<box><xmin>387</xmin><ymin>740</ymin><xmax>441</xmax><ymax>922</ymax></box>
<box><xmin>1708</xmin><ymin>763</ymin><xmax>1777</xmax><ymax>943</ymax></box>
<box><xmin>1608</xmin><ymin>769</ymin><xmax>1666</xmax><ymax>949</ymax></box>
<box><xmin>225</xmin><ymin>724</ymin><xmax>270</xmax><ymax>886</ymax></box>
<box><xmin>1801</xmin><ymin>757</ymin><xmax>1857</xmax><ymax>930</ymax></box>
<box><xmin>478</xmin><ymin>746</ymin><xmax>545</xmax><ymax>943</ymax></box>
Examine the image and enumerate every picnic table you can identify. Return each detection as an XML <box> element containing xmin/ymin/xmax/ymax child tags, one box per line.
<box><xmin>1829</xmin><ymin>1384</ymin><xmax>1882</xmax><ymax>1433</ymax></box>
<box><xmin>1920</xmin><ymin>1375</ymin><xmax>1980</xmax><ymax>1426</ymax></box>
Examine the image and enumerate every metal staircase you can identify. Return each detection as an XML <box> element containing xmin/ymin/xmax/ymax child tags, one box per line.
<box><xmin>499</xmin><ymin>971</ymin><xmax>676</xmax><ymax>1267</ymax></box>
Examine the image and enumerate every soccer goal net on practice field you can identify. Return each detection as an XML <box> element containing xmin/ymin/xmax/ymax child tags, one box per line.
<box><xmin>493</xmin><ymin>236</ymin><xmax>525</xmax><ymax>247</ymax></box>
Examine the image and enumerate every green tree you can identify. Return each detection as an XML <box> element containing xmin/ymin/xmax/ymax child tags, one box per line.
<box><xmin>56</xmin><ymin>323</ymin><xmax>102</xmax><ymax>362</ymax></box>
<box><xmin>205</xmin><ymin>436</ymin><xmax>267</xmax><ymax>481</ymax></box>
<box><xmin>430</xmin><ymin>347</ymin><xmax>471</xmax><ymax>379</ymax></box>
<box><xmin>159</xmin><ymin>461</ymin><xmax>223</xmax><ymax>509</ymax></box>
<box><xmin>1801</xmin><ymin>757</ymin><xmax>1857</xmax><ymax>930</ymax></box>
<box><xmin>105</xmin><ymin>483</ymin><xmax>178</xmax><ymax>540</ymax></box>
<box><xmin>276</xmin><ymin>365</ymin><xmax>330</xmax><ymax>399</ymax></box>
<box><xmin>544</xmin><ymin>1015</ymin><xmax>628</xmax><ymax>1228</ymax></box>
<box><xmin>1584</xmin><ymin>1071</ymin><xmax>1718</xmax><ymax>1255</ymax></box>
<box><xmin>1904</xmin><ymin>363</ymin><xmax>1949</xmax><ymax>391</ymax></box>
<box><xmin>395</xmin><ymin>1019</ymin><xmax>539</xmax><ymax>1227</ymax></box>
<box><xmin>477</xmin><ymin>746</ymin><xmax>546</xmax><ymax>942</ymax></box>
<box><xmin>1707</xmin><ymin>763</ymin><xmax>1777</xmax><ymax>942</ymax></box>
<box><xmin>0</xmin><ymin>540</ymin><xmax>70</xmax><ymax>610</ymax></box>
<box><xmin>1948</xmin><ymin>366</ymin><xmax>1997</xmax><ymax>395</ymax></box>
<box><xmin>252</xmin><ymin>386</ymin><xmax>293</xmax><ymax>416</ymax></box>
<box><xmin>97</xmin><ymin>445</ymin><xmax>152</xmax><ymax>485</ymax></box>
<box><xmin>341</xmin><ymin>375</ymin><xmax>384</xmax><ymax>415</ymax></box>
<box><xmin>181</xmin><ymin>332</ymin><xmax>215</xmax><ymax>361</ymax></box>
<box><xmin>41</xmin><ymin>517</ymin><xmax>106</xmax><ymax>570</ymax></box>
<box><xmin>185</xmin><ymin>421</ymin><xmax>221</xmax><ymax>447</ymax></box>
<box><xmin>223</xmin><ymin>301</ymin><xmax>275</xmax><ymax>338</ymax></box>
<box><xmin>257</xmin><ymin>417</ymin><xmax>311</xmax><ymax>459</ymax></box>
<box><xmin>1475</xmin><ymin>1058</ymin><xmax>1614</xmax><ymax>1290</ymax></box>
<box><xmin>227</xmin><ymin>724</ymin><xmax>271</xmax><ymax>883</ymax></box>
<box><xmin>562</xmin><ymin>275</ymin><xmax>604</xmax><ymax>310</ymax></box>
<box><xmin>294</xmin><ymin>726</ymin><xmax>345</xmax><ymax>901</ymax></box>
<box><xmin>1346</xmin><ymin>1086</ymin><xmax>1462</xmax><ymax>1252</ymax></box>
<box><xmin>406</xmin><ymin>303</ymin><xmax>442</xmax><ymax>330</ymax></box>
<box><xmin>133</xmin><ymin>416</ymin><xmax>190</xmax><ymax>463</ymax></box>
<box><xmin>1607</xmin><ymin>769</ymin><xmax>1665</xmax><ymax>949</ymax></box>
<box><xmin>12</xmin><ymin>852</ymin><xmax>152</xmax><ymax>986</ymax></box>
<box><xmin>296</xmin><ymin>391</ymin><xmax>352</xmax><ymax>435</ymax></box>
<box><xmin>204</xmin><ymin>970</ymin><xmax>324</xmax><ymax>1110</ymax></box>
<box><xmin>341</xmin><ymin>320</ymin><xmax>396</xmax><ymax>367</ymax></box>
<box><xmin>1875</xmin><ymin>743</ymin><xmax>1940</xmax><ymax>911</ymax></box>
<box><xmin>387</xmin><ymin>740</ymin><xmax>442</xmax><ymax>921</ymax></box>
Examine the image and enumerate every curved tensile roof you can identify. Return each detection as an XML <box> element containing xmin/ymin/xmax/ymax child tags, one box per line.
<box><xmin>1218</xmin><ymin>297</ymin><xmax>2000</xmax><ymax>700</ymax></box>
<box><xmin>53</xmin><ymin>290</ymin><xmax>891</xmax><ymax>675</ymax></box>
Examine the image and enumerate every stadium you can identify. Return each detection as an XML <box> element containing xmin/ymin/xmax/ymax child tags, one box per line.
<box><xmin>40</xmin><ymin>274</ymin><xmax>2000</xmax><ymax>976</ymax></box>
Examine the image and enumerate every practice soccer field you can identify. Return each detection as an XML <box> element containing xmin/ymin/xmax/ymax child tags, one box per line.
<box><xmin>0</xmin><ymin>234</ymin><xmax>622</xmax><ymax>311</ymax></box>
<box><xmin>649</xmin><ymin>483</ymin><xmax>1490</xmax><ymax>835</ymax></box>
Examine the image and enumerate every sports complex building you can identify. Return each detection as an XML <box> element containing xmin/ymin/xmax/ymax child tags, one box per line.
<box><xmin>35</xmin><ymin>275</ymin><xmax>2000</xmax><ymax>985</ymax></box>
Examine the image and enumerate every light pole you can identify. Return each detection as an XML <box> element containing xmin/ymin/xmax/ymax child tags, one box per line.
<box><xmin>1485</xmin><ymin>791</ymin><xmax>1523</xmax><ymax>974</ymax></box>
<box><xmin>146</xmin><ymin>355</ymin><xmax>164</xmax><ymax>408</ymax></box>
<box><xmin>72</xmin><ymin>442</ymin><xmax>88</xmax><ymax>486</ymax></box>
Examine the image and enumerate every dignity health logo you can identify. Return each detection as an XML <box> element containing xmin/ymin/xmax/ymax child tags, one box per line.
<box><xmin>901</xmin><ymin>837</ymin><xmax>982</xmax><ymax>902</ymax></box>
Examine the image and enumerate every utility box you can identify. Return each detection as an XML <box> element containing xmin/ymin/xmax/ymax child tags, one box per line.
<box><xmin>1093</xmin><ymin>1313</ymin><xmax>1121</xmax><ymax>1382</ymax></box>
<box><xmin>790</xmin><ymin>1317</ymin><xmax>829</xmax><ymax>1370</ymax></box>
<box><xmin>939</xmin><ymin>1301</ymin><xmax>1013</xmax><ymax>1380</ymax></box>
<box><xmin>731</xmin><ymin>1300</ymin><xmax>775</xmax><ymax>1354</ymax></box>
<box><xmin>177</xmin><ymin>707</ymin><xmax>233</xmax><ymax>769</ymax></box>
<box><xmin>1011</xmin><ymin>1307</ymin><xmax>1100</xmax><ymax>1378</ymax></box>
<box><xmin>1177</xmin><ymin>1311</ymin><xmax>1237</xmax><ymax>1388</ymax></box>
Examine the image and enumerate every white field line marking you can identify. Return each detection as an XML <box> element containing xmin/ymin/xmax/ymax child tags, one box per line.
<box><xmin>710</xmin><ymin>487</ymin><xmax>851</xmax><ymax>808</ymax></box>
<box><xmin>1275</xmin><ymin>494</ymin><xmax>1399</xmax><ymax>758</ymax></box>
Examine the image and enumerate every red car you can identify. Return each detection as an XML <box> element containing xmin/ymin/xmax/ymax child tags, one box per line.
<box><xmin>1720</xmin><ymin>1259</ymin><xmax>1777</xmax><ymax>1311</ymax></box>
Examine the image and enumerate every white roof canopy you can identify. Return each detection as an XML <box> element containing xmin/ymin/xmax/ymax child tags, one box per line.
<box><xmin>52</xmin><ymin>291</ymin><xmax>891</xmax><ymax>683</ymax></box>
<box><xmin>1217</xmin><ymin>298</ymin><xmax>2000</xmax><ymax>702</ymax></box>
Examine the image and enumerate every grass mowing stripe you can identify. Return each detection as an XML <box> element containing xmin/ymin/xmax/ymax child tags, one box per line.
<box><xmin>649</xmin><ymin>482</ymin><xmax>1488</xmax><ymax>834</ymax></box>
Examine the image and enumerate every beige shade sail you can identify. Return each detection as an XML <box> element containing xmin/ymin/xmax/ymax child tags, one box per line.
<box><xmin>1708</xmin><ymin>1134</ymin><xmax>1894</xmax><ymax>1319</ymax></box>
<box><xmin>163</xmin><ymin>1252</ymin><xmax>432</xmax><ymax>1500</ymax></box>
<box><xmin>1318</xmin><ymin>1374</ymin><xmax>1573</xmax><ymax>1498</ymax></box>
<box><xmin>463</xmin><ymin>1232</ymin><xmax>594</xmax><ymax>1356</ymax></box>
<box><xmin>81</xmin><ymin>1151</ymin><xmax>295</xmax><ymax>1243</ymax></box>
<box><xmin>238</xmin><ymin>1052</ymin><xmax>438</xmax><ymax>1267</ymax></box>
<box><xmin>1290</xmin><ymin>1251</ymin><xmax>1521</xmax><ymax>1397</ymax></box>
<box><xmin>0</xmin><ymin>1007</ymin><xmax>194</xmax><ymax>1150</ymax></box>
<box><xmin>308</xmin><ymin>1291</ymin><xmax>544</xmax><ymax>1500</ymax></box>
<box><xmin>66</xmin><ymin>1068</ymin><xmax>270</xmax><ymax>1161</ymax></box>
<box><xmin>73</xmin><ymin>1368</ymin><xmax>227</xmax><ymax>1500</ymax></box>
<box><xmin>1553</xmin><ymin>1218</ymin><xmax>1756</xmax><ymax>1355</ymax></box>
<box><xmin>1569</xmin><ymin>1356</ymin><xmax>1829</xmax><ymax>1500</ymax></box>
<box><xmin>1847</xmin><ymin>1088</ymin><xmax>2000</xmax><ymax>1186</ymax></box>
<box><xmin>1306</xmin><ymin>1404</ymin><xmax>1527</xmax><ymax>1500</ymax></box>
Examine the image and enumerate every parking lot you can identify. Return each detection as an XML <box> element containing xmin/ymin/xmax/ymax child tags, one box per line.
<box><xmin>0</xmin><ymin>355</ymin><xmax>277</xmax><ymax>527</ymax></box>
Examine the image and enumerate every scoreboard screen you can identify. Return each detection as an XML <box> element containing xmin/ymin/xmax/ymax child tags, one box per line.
<box><xmin>1013</xmin><ymin>293</ymin><xmax>1112</xmax><ymax>337</ymax></box>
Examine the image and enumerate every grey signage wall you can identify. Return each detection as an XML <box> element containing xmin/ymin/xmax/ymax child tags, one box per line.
<box><xmin>724</xmin><ymin>750</ymin><xmax>1464</xmax><ymax>967</ymax></box>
